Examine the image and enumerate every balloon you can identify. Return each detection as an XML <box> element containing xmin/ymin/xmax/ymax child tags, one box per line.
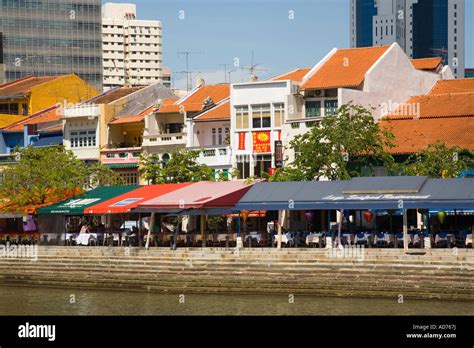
<box><xmin>241</xmin><ymin>210</ymin><xmax>249</xmax><ymax>222</ymax></box>
<box><xmin>437</xmin><ymin>211</ymin><xmax>446</xmax><ymax>224</ymax></box>
<box><xmin>304</xmin><ymin>211</ymin><xmax>313</xmax><ymax>223</ymax></box>
<box><xmin>363</xmin><ymin>211</ymin><xmax>374</xmax><ymax>224</ymax></box>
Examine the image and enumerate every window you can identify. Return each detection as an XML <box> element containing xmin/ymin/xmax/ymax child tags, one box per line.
<box><xmin>212</xmin><ymin>128</ymin><xmax>224</xmax><ymax>145</ymax></box>
<box><xmin>21</xmin><ymin>104</ymin><xmax>28</xmax><ymax>116</ymax></box>
<box><xmin>324</xmin><ymin>100</ymin><xmax>338</xmax><ymax>116</ymax></box>
<box><xmin>273</xmin><ymin>103</ymin><xmax>284</xmax><ymax>127</ymax></box>
<box><xmin>70</xmin><ymin>130</ymin><xmax>96</xmax><ymax>148</ymax></box>
<box><xmin>305</xmin><ymin>101</ymin><xmax>321</xmax><ymax>118</ymax></box>
<box><xmin>235</xmin><ymin>106</ymin><xmax>249</xmax><ymax>130</ymax></box>
<box><xmin>237</xmin><ymin>156</ymin><xmax>250</xmax><ymax>179</ymax></box>
<box><xmin>252</xmin><ymin>104</ymin><xmax>271</xmax><ymax>129</ymax></box>
<box><xmin>253</xmin><ymin>155</ymin><xmax>272</xmax><ymax>178</ymax></box>
<box><xmin>119</xmin><ymin>171</ymin><xmax>139</xmax><ymax>185</ymax></box>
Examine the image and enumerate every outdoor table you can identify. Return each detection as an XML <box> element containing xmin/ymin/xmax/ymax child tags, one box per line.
<box><xmin>245</xmin><ymin>233</ymin><xmax>262</xmax><ymax>242</ymax></box>
<box><xmin>305</xmin><ymin>233</ymin><xmax>322</xmax><ymax>245</ymax></box>
<box><xmin>217</xmin><ymin>234</ymin><xmax>228</xmax><ymax>242</ymax></box>
<box><xmin>374</xmin><ymin>233</ymin><xmax>391</xmax><ymax>245</ymax></box>
<box><xmin>76</xmin><ymin>233</ymin><xmax>97</xmax><ymax>246</ymax></box>
<box><xmin>41</xmin><ymin>233</ymin><xmax>58</xmax><ymax>244</ymax></box>
<box><xmin>274</xmin><ymin>234</ymin><xmax>289</xmax><ymax>245</ymax></box>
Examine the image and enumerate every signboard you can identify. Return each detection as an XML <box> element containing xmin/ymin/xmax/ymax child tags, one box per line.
<box><xmin>238</xmin><ymin>132</ymin><xmax>246</xmax><ymax>150</ymax></box>
<box><xmin>274</xmin><ymin>140</ymin><xmax>283</xmax><ymax>168</ymax></box>
<box><xmin>252</xmin><ymin>131</ymin><xmax>271</xmax><ymax>153</ymax></box>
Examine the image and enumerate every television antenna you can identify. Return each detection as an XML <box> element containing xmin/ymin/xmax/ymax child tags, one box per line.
<box><xmin>241</xmin><ymin>51</ymin><xmax>267</xmax><ymax>81</ymax></box>
<box><xmin>178</xmin><ymin>51</ymin><xmax>204</xmax><ymax>91</ymax></box>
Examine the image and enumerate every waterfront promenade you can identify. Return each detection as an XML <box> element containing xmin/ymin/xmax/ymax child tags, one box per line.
<box><xmin>0</xmin><ymin>246</ymin><xmax>472</xmax><ymax>301</ymax></box>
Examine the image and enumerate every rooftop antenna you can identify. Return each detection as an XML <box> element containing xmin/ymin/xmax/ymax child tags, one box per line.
<box><xmin>178</xmin><ymin>51</ymin><xmax>204</xmax><ymax>91</ymax></box>
<box><xmin>429</xmin><ymin>47</ymin><xmax>449</xmax><ymax>63</ymax></box>
<box><xmin>219</xmin><ymin>64</ymin><xmax>231</xmax><ymax>83</ymax></box>
<box><xmin>242</xmin><ymin>50</ymin><xmax>267</xmax><ymax>81</ymax></box>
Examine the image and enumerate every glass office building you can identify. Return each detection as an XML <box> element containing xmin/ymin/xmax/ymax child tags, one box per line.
<box><xmin>0</xmin><ymin>0</ymin><xmax>103</xmax><ymax>90</ymax></box>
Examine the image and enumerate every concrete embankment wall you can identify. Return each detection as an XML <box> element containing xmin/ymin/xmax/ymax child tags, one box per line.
<box><xmin>0</xmin><ymin>247</ymin><xmax>472</xmax><ymax>301</ymax></box>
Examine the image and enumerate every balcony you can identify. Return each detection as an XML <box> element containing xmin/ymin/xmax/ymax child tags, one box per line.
<box><xmin>144</xmin><ymin>133</ymin><xmax>187</xmax><ymax>147</ymax></box>
<box><xmin>188</xmin><ymin>145</ymin><xmax>232</xmax><ymax>168</ymax></box>
<box><xmin>100</xmin><ymin>146</ymin><xmax>142</xmax><ymax>166</ymax></box>
<box><xmin>64</xmin><ymin>104</ymin><xmax>100</xmax><ymax>119</ymax></box>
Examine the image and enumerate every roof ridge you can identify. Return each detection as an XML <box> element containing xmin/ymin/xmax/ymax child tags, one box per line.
<box><xmin>412</xmin><ymin>57</ymin><xmax>442</xmax><ymax>61</ymax></box>
<box><xmin>337</xmin><ymin>45</ymin><xmax>390</xmax><ymax>52</ymax></box>
<box><xmin>382</xmin><ymin>114</ymin><xmax>474</xmax><ymax>121</ymax></box>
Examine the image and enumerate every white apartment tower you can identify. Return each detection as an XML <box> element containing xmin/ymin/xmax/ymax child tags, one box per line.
<box><xmin>102</xmin><ymin>3</ymin><xmax>163</xmax><ymax>90</ymax></box>
<box><xmin>350</xmin><ymin>0</ymin><xmax>465</xmax><ymax>78</ymax></box>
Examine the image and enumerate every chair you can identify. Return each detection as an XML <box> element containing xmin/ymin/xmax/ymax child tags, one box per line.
<box><xmin>436</xmin><ymin>232</ymin><xmax>448</xmax><ymax>248</ymax></box>
<box><xmin>88</xmin><ymin>235</ymin><xmax>98</xmax><ymax>246</ymax></box>
<box><xmin>112</xmin><ymin>233</ymin><xmax>121</xmax><ymax>246</ymax></box>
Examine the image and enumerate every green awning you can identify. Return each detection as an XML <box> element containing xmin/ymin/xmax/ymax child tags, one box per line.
<box><xmin>37</xmin><ymin>186</ymin><xmax>139</xmax><ymax>215</ymax></box>
<box><xmin>105</xmin><ymin>163</ymin><xmax>139</xmax><ymax>169</ymax></box>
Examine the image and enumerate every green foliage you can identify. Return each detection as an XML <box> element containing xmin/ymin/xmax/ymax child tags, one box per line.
<box><xmin>398</xmin><ymin>142</ymin><xmax>471</xmax><ymax>178</ymax></box>
<box><xmin>0</xmin><ymin>146</ymin><xmax>122</xmax><ymax>209</ymax></box>
<box><xmin>139</xmin><ymin>149</ymin><xmax>213</xmax><ymax>184</ymax></box>
<box><xmin>271</xmin><ymin>103</ymin><xmax>395</xmax><ymax>181</ymax></box>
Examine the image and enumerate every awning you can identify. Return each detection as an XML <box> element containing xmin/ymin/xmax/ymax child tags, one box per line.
<box><xmin>37</xmin><ymin>186</ymin><xmax>138</xmax><ymax>215</ymax></box>
<box><xmin>135</xmin><ymin>181</ymin><xmax>253</xmax><ymax>212</ymax></box>
<box><xmin>105</xmin><ymin>163</ymin><xmax>139</xmax><ymax>169</ymax></box>
<box><xmin>84</xmin><ymin>183</ymin><xmax>192</xmax><ymax>214</ymax></box>
<box><xmin>236</xmin><ymin>178</ymin><xmax>474</xmax><ymax>211</ymax></box>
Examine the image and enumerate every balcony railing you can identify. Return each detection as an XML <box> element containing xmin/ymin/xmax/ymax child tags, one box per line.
<box><xmin>100</xmin><ymin>147</ymin><xmax>142</xmax><ymax>165</ymax></box>
<box><xmin>188</xmin><ymin>145</ymin><xmax>232</xmax><ymax>167</ymax></box>
<box><xmin>64</xmin><ymin>104</ymin><xmax>100</xmax><ymax>119</ymax></box>
<box><xmin>144</xmin><ymin>133</ymin><xmax>187</xmax><ymax>146</ymax></box>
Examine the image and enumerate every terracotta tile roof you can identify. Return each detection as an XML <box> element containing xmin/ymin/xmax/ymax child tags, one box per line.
<box><xmin>157</xmin><ymin>84</ymin><xmax>229</xmax><ymax>114</ymax></box>
<box><xmin>384</xmin><ymin>93</ymin><xmax>474</xmax><ymax>119</ymax></box>
<box><xmin>2</xmin><ymin>105</ymin><xmax>62</xmax><ymax>132</ymax></box>
<box><xmin>273</xmin><ymin>68</ymin><xmax>311</xmax><ymax>82</ymax></box>
<box><xmin>90</xmin><ymin>86</ymin><xmax>145</xmax><ymax>104</ymax></box>
<box><xmin>0</xmin><ymin>76</ymin><xmax>61</xmax><ymax>97</ymax></box>
<box><xmin>0</xmin><ymin>115</ymin><xmax>28</xmax><ymax>128</ymax></box>
<box><xmin>428</xmin><ymin>78</ymin><xmax>474</xmax><ymax>95</ymax></box>
<box><xmin>194</xmin><ymin>99</ymin><xmax>230</xmax><ymax>122</ymax></box>
<box><xmin>109</xmin><ymin>106</ymin><xmax>154</xmax><ymax>125</ymax></box>
<box><xmin>380</xmin><ymin>116</ymin><xmax>474</xmax><ymax>154</ymax></box>
<box><xmin>411</xmin><ymin>57</ymin><xmax>442</xmax><ymax>70</ymax></box>
<box><xmin>301</xmin><ymin>45</ymin><xmax>390</xmax><ymax>90</ymax></box>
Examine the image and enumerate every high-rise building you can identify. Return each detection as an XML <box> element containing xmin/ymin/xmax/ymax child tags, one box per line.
<box><xmin>102</xmin><ymin>3</ymin><xmax>163</xmax><ymax>91</ymax></box>
<box><xmin>0</xmin><ymin>0</ymin><xmax>103</xmax><ymax>90</ymax></box>
<box><xmin>350</xmin><ymin>0</ymin><xmax>465</xmax><ymax>78</ymax></box>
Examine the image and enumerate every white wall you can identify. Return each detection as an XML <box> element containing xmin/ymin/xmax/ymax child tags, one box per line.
<box><xmin>63</xmin><ymin>117</ymin><xmax>100</xmax><ymax>160</ymax></box>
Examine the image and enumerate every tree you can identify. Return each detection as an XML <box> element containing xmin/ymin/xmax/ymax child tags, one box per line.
<box><xmin>272</xmin><ymin>103</ymin><xmax>395</xmax><ymax>181</ymax></box>
<box><xmin>139</xmin><ymin>149</ymin><xmax>213</xmax><ymax>184</ymax></box>
<box><xmin>399</xmin><ymin>142</ymin><xmax>471</xmax><ymax>178</ymax></box>
<box><xmin>0</xmin><ymin>146</ymin><xmax>122</xmax><ymax>212</ymax></box>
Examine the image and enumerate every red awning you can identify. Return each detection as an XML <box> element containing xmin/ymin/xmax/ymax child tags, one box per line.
<box><xmin>136</xmin><ymin>181</ymin><xmax>253</xmax><ymax>210</ymax></box>
<box><xmin>84</xmin><ymin>183</ymin><xmax>192</xmax><ymax>214</ymax></box>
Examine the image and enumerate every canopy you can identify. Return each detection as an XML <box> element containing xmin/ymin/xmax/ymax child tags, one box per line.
<box><xmin>236</xmin><ymin>177</ymin><xmax>474</xmax><ymax>211</ymax></box>
<box><xmin>134</xmin><ymin>181</ymin><xmax>253</xmax><ymax>212</ymax></box>
<box><xmin>84</xmin><ymin>183</ymin><xmax>192</xmax><ymax>215</ymax></box>
<box><xmin>38</xmin><ymin>186</ymin><xmax>138</xmax><ymax>215</ymax></box>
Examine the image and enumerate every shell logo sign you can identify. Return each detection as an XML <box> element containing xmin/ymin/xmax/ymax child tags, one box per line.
<box><xmin>252</xmin><ymin>131</ymin><xmax>271</xmax><ymax>153</ymax></box>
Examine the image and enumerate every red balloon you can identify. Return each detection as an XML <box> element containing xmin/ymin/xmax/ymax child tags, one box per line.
<box><xmin>363</xmin><ymin>211</ymin><xmax>374</xmax><ymax>224</ymax></box>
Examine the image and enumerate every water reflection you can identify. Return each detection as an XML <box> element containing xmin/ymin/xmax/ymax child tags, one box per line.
<box><xmin>0</xmin><ymin>286</ymin><xmax>472</xmax><ymax>316</ymax></box>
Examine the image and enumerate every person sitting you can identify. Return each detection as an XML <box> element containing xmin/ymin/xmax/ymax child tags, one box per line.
<box><xmin>79</xmin><ymin>224</ymin><xmax>89</xmax><ymax>234</ymax></box>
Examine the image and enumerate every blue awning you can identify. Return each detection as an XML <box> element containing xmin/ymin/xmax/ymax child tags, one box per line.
<box><xmin>32</xmin><ymin>135</ymin><xmax>63</xmax><ymax>147</ymax></box>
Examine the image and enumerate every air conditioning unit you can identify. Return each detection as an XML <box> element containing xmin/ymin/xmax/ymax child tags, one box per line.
<box><xmin>314</xmin><ymin>90</ymin><xmax>325</xmax><ymax>97</ymax></box>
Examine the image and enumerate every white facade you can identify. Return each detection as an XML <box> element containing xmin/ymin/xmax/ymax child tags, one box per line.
<box><xmin>350</xmin><ymin>0</ymin><xmax>465</xmax><ymax>78</ymax></box>
<box><xmin>102</xmin><ymin>3</ymin><xmax>163</xmax><ymax>90</ymax></box>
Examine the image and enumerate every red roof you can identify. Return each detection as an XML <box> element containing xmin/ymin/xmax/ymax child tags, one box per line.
<box><xmin>137</xmin><ymin>181</ymin><xmax>253</xmax><ymax>210</ymax></box>
<box><xmin>411</xmin><ymin>57</ymin><xmax>442</xmax><ymax>71</ymax></box>
<box><xmin>428</xmin><ymin>78</ymin><xmax>474</xmax><ymax>95</ymax></box>
<box><xmin>193</xmin><ymin>99</ymin><xmax>230</xmax><ymax>122</ymax></box>
<box><xmin>158</xmin><ymin>84</ymin><xmax>229</xmax><ymax>114</ymax></box>
<box><xmin>2</xmin><ymin>105</ymin><xmax>62</xmax><ymax>132</ymax></box>
<box><xmin>109</xmin><ymin>105</ymin><xmax>154</xmax><ymax>125</ymax></box>
<box><xmin>273</xmin><ymin>68</ymin><xmax>311</xmax><ymax>82</ymax></box>
<box><xmin>0</xmin><ymin>76</ymin><xmax>61</xmax><ymax>97</ymax></box>
<box><xmin>84</xmin><ymin>183</ymin><xmax>192</xmax><ymax>214</ymax></box>
<box><xmin>301</xmin><ymin>46</ymin><xmax>390</xmax><ymax>90</ymax></box>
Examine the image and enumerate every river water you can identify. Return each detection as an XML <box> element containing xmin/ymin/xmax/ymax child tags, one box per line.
<box><xmin>0</xmin><ymin>285</ymin><xmax>472</xmax><ymax>315</ymax></box>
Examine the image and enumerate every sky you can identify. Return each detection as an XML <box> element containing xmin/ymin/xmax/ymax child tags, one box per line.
<box><xmin>105</xmin><ymin>0</ymin><xmax>473</xmax><ymax>90</ymax></box>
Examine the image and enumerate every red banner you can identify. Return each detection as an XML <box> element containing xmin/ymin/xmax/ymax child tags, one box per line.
<box><xmin>238</xmin><ymin>132</ymin><xmax>246</xmax><ymax>150</ymax></box>
<box><xmin>252</xmin><ymin>131</ymin><xmax>271</xmax><ymax>153</ymax></box>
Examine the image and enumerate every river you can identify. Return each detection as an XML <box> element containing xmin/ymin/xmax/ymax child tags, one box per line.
<box><xmin>0</xmin><ymin>285</ymin><xmax>472</xmax><ymax>315</ymax></box>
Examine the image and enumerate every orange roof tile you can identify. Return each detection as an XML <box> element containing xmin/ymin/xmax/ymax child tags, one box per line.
<box><xmin>428</xmin><ymin>78</ymin><xmax>474</xmax><ymax>95</ymax></box>
<box><xmin>411</xmin><ymin>57</ymin><xmax>442</xmax><ymax>70</ymax></box>
<box><xmin>384</xmin><ymin>93</ymin><xmax>474</xmax><ymax>119</ymax></box>
<box><xmin>109</xmin><ymin>105</ymin><xmax>153</xmax><ymax>125</ymax></box>
<box><xmin>301</xmin><ymin>46</ymin><xmax>390</xmax><ymax>90</ymax></box>
<box><xmin>90</xmin><ymin>86</ymin><xmax>145</xmax><ymax>104</ymax></box>
<box><xmin>194</xmin><ymin>100</ymin><xmax>230</xmax><ymax>122</ymax></box>
<box><xmin>380</xmin><ymin>116</ymin><xmax>474</xmax><ymax>154</ymax></box>
<box><xmin>2</xmin><ymin>105</ymin><xmax>62</xmax><ymax>132</ymax></box>
<box><xmin>157</xmin><ymin>84</ymin><xmax>229</xmax><ymax>114</ymax></box>
<box><xmin>0</xmin><ymin>76</ymin><xmax>61</xmax><ymax>97</ymax></box>
<box><xmin>273</xmin><ymin>68</ymin><xmax>311</xmax><ymax>82</ymax></box>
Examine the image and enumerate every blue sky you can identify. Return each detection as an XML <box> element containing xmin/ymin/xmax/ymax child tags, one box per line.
<box><xmin>106</xmin><ymin>0</ymin><xmax>473</xmax><ymax>89</ymax></box>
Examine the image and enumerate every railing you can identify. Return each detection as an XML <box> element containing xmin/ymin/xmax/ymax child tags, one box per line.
<box><xmin>100</xmin><ymin>147</ymin><xmax>142</xmax><ymax>165</ymax></box>
<box><xmin>144</xmin><ymin>133</ymin><xmax>187</xmax><ymax>146</ymax></box>
<box><xmin>64</xmin><ymin>104</ymin><xmax>100</xmax><ymax>118</ymax></box>
<box><xmin>188</xmin><ymin>145</ymin><xmax>232</xmax><ymax>167</ymax></box>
